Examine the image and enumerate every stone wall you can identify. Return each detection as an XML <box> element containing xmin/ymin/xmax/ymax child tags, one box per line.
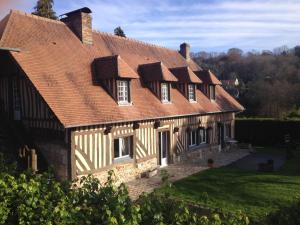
<box><xmin>92</xmin><ymin>157</ymin><xmax>157</xmax><ymax>184</ymax></box>
<box><xmin>173</xmin><ymin>144</ymin><xmax>220</xmax><ymax>164</ymax></box>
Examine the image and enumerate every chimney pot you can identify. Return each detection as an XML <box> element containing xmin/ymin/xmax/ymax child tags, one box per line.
<box><xmin>179</xmin><ymin>43</ymin><xmax>190</xmax><ymax>60</ymax></box>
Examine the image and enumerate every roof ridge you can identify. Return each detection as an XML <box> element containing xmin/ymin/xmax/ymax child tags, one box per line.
<box><xmin>10</xmin><ymin>10</ymin><xmax>65</xmax><ymax>25</ymax></box>
<box><xmin>93</xmin><ymin>29</ymin><xmax>178</xmax><ymax>53</ymax></box>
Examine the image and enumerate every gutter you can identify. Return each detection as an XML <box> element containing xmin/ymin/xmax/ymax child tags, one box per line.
<box><xmin>65</xmin><ymin>110</ymin><xmax>241</xmax><ymax>129</ymax></box>
<box><xmin>0</xmin><ymin>47</ymin><xmax>21</xmax><ymax>52</ymax></box>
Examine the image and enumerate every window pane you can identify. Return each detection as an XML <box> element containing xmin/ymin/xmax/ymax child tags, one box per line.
<box><xmin>210</xmin><ymin>85</ymin><xmax>215</xmax><ymax>100</ymax></box>
<box><xmin>117</xmin><ymin>80</ymin><xmax>129</xmax><ymax>103</ymax></box>
<box><xmin>188</xmin><ymin>84</ymin><xmax>195</xmax><ymax>101</ymax></box>
<box><xmin>161</xmin><ymin>83</ymin><xmax>169</xmax><ymax>102</ymax></box>
<box><xmin>114</xmin><ymin>136</ymin><xmax>132</xmax><ymax>159</ymax></box>
<box><xmin>114</xmin><ymin>139</ymin><xmax>120</xmax><ymax>158</ymax></box>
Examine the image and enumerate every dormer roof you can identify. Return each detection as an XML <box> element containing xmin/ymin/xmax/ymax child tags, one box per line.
<box><xmin>94</xmin><ymin>55</ymin><xmax>139</xmax><ymax>80</ymax></box>
<box><xmin>170</xmin><ymin>66</ymin><xmax>202</xmax><ymax>84</ymax></box>
<box><xmin>139</xmin><ymin>61</ymin><xmax>178</xmax><ymax>82</ymax></box>
<box><xmin>196</xmin><ymin>69</ymin><xmax>222</xmax><ymax>85</ymax></box>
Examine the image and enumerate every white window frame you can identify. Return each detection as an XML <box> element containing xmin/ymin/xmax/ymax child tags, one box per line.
<box><xmin>209</xmin><ymin>85</ymin><xmax>216</xmax><ymax>100</ymax></box>
<box><xmin>117</xmin><ymin>80</ymin><xmax>129</xmax><ymax>105</ymax></box>
<box><xmin>189</xmin><ymin>130</ymin><xmax>198</xmax><ymax>147</ymax></box>
<box><xmin>161</xmin><ymin>83</ymin><xmax>170</xmax><ymax>103</ymax></box>
<box><xmin>114</xmin><ymin>136</ymin><xmax>132</xmax><ymax>159</ymax></box>
<box><xmin>188</xmin><ymin>84</ymin><xmax>196</xmax><ymax>102</ymax></box>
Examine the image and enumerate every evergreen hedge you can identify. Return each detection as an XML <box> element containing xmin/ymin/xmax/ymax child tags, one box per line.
<box><xmin>235</xmin><ymin>119</ymin><xmax>300</xmax><ymax>146</ymax></box>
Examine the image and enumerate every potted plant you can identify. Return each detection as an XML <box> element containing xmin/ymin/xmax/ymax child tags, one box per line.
<box><xmin>207</xmin><ymin>158</ymin><xmax>214</xmax><ymax>168</ymax></box>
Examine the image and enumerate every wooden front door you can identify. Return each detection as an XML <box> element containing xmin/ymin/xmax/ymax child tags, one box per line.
<box><xmin>158</xmin><ymin>131</ymin><xmax>169</xmax><ymax>167</ymax></box>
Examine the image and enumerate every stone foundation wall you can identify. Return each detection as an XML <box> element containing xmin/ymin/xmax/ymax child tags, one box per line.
<box><xmin>36</xmin><ymin>140</ymin><xmax>69</xmax><ymax>180</ymax></box>
<box><xmin>92</xmin><ymin>157</ymin><xmax>158</xmax><ymax>184</ymax></box>
<box><xmin>174</xmin><ymin>144</ymin><xmax>220</xmax><ymax>164</ymax></box>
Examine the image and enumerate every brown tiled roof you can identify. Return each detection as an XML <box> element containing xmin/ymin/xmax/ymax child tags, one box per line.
<box><xmin>0</xmin><ymin>14</ymin><xmax>9</xmax><ymax>42</ymax></box>
<box><xmin>139</xmin><ymin>62</ymin><xmax>178</xmax><ymax>82</ymax></box>
<box><xmin>0</xmin><ymin>10</ymin><xmax>244</xmax><ymax>128</ymax></box>
<box><xmin>170</xmin><ymin>66</ymin><xmax>202</xmax><ymax>84</ymax></box>
<box><xmin>94</xmin><ymin>55</ymin><xmax>139</xmax><ymax>80</ymax></box>
<box><xmin>195</xmin><ymin>69</ymin><xmax>222</xmax><ymax>85</ymax></box>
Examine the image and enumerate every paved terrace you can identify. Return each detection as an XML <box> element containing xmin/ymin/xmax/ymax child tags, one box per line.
<box><xmin>126</xmin><ymin>149</ymin><xmax>250</xmax><ymax>200</ymax></box>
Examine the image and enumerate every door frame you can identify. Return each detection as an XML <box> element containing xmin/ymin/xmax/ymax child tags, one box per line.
<box><xmin>157</xmin><ymin>129</ymin><xmax>170</xmax><ymax>167</ymax></box>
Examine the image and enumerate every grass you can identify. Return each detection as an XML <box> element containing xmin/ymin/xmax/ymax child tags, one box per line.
<box><xmin>161</xmin><ymin>147</ymin><xmax>300</xmax><ymax>223</ymax></box>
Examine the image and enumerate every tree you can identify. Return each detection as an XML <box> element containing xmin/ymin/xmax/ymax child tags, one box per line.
<box><xmin>294</xmin><ymin>46</ymin><xmax>300</xmax><ymax>58</ymax></box>
<box><xmin>32</xmin><ymin>0</ymin><xmax>57</xmax><ymax>20</ymax></box>
<box><xmin>114</xmin><ymin>26</ymin><xmax>126</xmax><ymax>37</ymax></box>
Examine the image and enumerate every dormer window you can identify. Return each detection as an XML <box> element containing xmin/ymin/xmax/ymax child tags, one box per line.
<box><xmin>161</xmin><ymin>83</ymin><xmax>170</xmax><ymax>103</ymax></box>
<box><xmin>94</xmin><ymin>55</ymin><xmax>139</xmax><ymax>106</ymax></box>
<box><xmin>188</xmin><ymin>84</ymin><xmax>196</xmax><ymax>102</ymax></box>
<box><xmin>170</xmin><ymin>66</ymin><xmax>202</xmax><ymax>103</ymax></box>
<box><xmin>139</xmin><ymin>62</ymin><xmax>177</xmax><ymax>104</ymax></box>
<box><xmin>209</xmin><ymin>85</ymin><xmax>216</xmax><ymax>100</ymax></box>
<box><xmin>117</xmin><ymin>80</ymin><xmax>130</xmax><ymax>105</ymax></box>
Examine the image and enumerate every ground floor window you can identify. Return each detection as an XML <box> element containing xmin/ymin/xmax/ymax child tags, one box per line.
<box><xmin>188</xmin><ymin>130</ymin><xmax>198</xmax><ymax>147</ymax></box>
<box><xmin>114</xmin><ymin>136</ymin><xmax>133</xmax><ymax>159</ymax></box>
<box><xmin>199</xmin><ymin>128</ymin><xmax>206</xmax><ymax>144</ymax></box>
<box><xmin>188</xmin><ymin>128</ymin><xmax>207</xmax><ymax>147</ymax></box>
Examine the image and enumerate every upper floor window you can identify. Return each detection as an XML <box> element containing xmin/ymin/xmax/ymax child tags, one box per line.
<box><xmin>188</xmin><ymin>84</ymin><xmax>196</xmax><ymax>102</ymax></box>
<box><xmin>114</xmin><ymin>136</ymin><xmax>133</xmax><ymax>160</ymax></box>
<box><xmin>209</xmin><ymin>85</ymin><xmax>216</xmax><ymax>100</ymax></box>
<box><xmin>117</xmin><ymin>80</ymin><xmax>130</xmax><ymax>105</ymax></box>
<box><xmin>161</xmin><ymin>83</ymin><xmax>170</xmax><ymax>103</ymax></box>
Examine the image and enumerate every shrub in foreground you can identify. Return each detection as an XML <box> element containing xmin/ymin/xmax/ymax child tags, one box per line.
<box><xmin>0</xmin><ymin>156</ymin><xmax>250</xmax><ymax>225</ymax></box>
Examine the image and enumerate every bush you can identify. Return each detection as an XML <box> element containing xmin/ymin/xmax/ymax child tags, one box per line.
<box><xmin>265</xmin><ymin>199</ymin><xmax>300</xmax><ymax>225</ymax></box>
<box><xmin>0</xmin><ymin>160</ymin><xmax>250</xmax><ymax>225</ymax></box>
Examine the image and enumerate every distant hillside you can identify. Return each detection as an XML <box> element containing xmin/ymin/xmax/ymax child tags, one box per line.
<box><xmin>193</xmin><ymin>47</ymin><xmax>300</xmax><ymax>118</ymax></box>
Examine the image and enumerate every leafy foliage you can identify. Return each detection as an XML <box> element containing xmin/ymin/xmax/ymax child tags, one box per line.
<box><xmin>0</xmin><ymin>159</ymin><xmax>250</xmax><ymax>225</ymax></box>
<box><xmin>266</xmin><ymin>199</ymin><xmax>300</xmax><ymax>225</ymax></box>
<box><xmin>32</xmin><ymin>0</ymin><xmax>57</xmax><ymax>20</ymax></box>
<box><xmin>114</xmin><ymin>26</ymin><xmax>126</xmax><ymax>37</ymax></box>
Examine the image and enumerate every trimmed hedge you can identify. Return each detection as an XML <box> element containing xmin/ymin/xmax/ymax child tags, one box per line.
<box><xmin>235</xmin><ymin>119</ymin><xmax>300</xmax><ymax>146</ymax></box>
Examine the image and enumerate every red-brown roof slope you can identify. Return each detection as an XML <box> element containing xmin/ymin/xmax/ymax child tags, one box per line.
<box><xmin>170</xmin><ymin>66</ymin><xmax>202</xmax><ymax>84</ymax></box>
<box><xmin>139</xmin><ymin>62</ymin><xmax>178</xmax><ymax>82</ymax></box>
<box><xmin>0</xmin><ymin>11</ymin><xmax>244</xmax><ymax>127</ymax></box>
<box><xmin>94</xmin><ymin>55</ymin><xmax>139</xmax><ymax>80</ymax></box>
<box><xmin>196</xmin><ymin>69</ymin><xmax>222</xmax><ymax>85</ymax></box>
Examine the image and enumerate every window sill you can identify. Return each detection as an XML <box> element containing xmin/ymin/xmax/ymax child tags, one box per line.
<box><xmin>118</xmin><ymin>102</ymin><xmax>133</xmax><ymax>106</ymax></box>
<box><xmin>161</xmin><ymin>101</ymin><xmax>172</xmax><ymax>104</ymax></box>
<box><xmin>113</xmin><ymin>156</ymin><xmax>133</xmax><ymax>165</ymax></box>
<box><xmin>189</xmin><ymin>100</ymin><xmax>197</xmax><ymax>103</ymax></box>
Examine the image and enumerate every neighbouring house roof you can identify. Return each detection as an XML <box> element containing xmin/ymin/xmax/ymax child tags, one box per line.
<box><xmin>170</xmin><ymin>66</ymin><xmax>202</xmax><ymax>84</ymax></box>
<box><xmin>196</xmin><ymin>70</ymin><xmax>222</xmax><ymax>85</ymax></box>
<box><xmin>94</xmin><ymin>55</ymin><xmax>139</xmax><ymax>80</ymax></box>
<box><xmin>0</xmin><ymin>10</ymin><xmax>244</xmax><ymax>128</ymax></box>
<box><xmin>139</xmin><ymin>62</ymin><xmax>178</xmax><ymax>82</ymax></box>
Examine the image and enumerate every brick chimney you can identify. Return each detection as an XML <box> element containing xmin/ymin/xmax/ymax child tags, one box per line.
<box><xmin>61</xmin><ymin>7</ymin><xmax>93</xmax><ymax>45</ymax></box>
<box><xmin>179</xmin><ymin>43</ymin><xmax>190</xmax><ymax>60</ymax></box>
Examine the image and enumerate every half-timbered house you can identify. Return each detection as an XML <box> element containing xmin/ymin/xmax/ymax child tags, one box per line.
<box><xmin>0</xmin><ymin>8</ymin><xmax>244</xmax><ymax>181</ymax></box>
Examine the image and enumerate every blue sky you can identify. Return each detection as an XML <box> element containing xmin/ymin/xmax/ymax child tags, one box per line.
<box><xmin>0</xmin><ymin>0</ymin><xmax>299</xmax><ymax>53</ymax></box>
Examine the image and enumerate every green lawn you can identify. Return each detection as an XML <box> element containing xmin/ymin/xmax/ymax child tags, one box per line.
<box><xmin>161</xmin><ymin>148</ymin><xmax>300</xmax><ymax>223</ymax></box>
